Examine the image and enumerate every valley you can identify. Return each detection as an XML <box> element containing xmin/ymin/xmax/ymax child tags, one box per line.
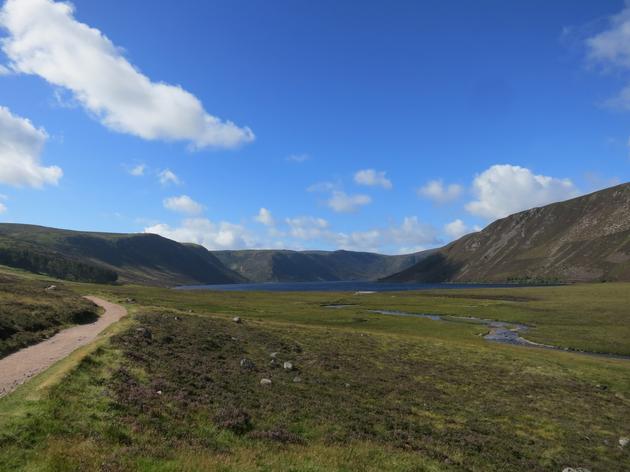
<box><xmin>0</xmin><ymin>266</ymin><xmax>628</xmax><ymax>471</ymax></box>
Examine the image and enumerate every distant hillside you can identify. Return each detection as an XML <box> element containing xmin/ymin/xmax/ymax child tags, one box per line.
<box><xmin>0</xmin><ymin>224</ymin><xmax>244</xmax><ymax>286</ymax></box>
<box><xmin>384</xmin><ymin>183</ymin><xmax>630</xmax><ymax>283</ymax></box>
<box><xmin>213</xmin><ymin>249</ymin><xmax>433</xmax><ymax>282</ymax></box>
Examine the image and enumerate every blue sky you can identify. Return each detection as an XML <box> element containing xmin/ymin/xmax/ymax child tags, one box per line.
<box><xmin>0</xmin><ymin>0</ymin><xmax>629</xmax><ymax>253</ymax></box>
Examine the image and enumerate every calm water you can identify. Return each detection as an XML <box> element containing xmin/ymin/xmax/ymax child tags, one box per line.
<box><xmin>175</xmin><ymin>281</ymin><xmax>532</xmax><ymax>292</ymax></box>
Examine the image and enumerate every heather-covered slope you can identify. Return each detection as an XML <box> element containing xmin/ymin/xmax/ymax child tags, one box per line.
<box><xmin>213</xmin><ymin>249</ymin><xmax>433</xmax><ymax>282</ymax></box>
<box><xmin>0</xmin><ymin>224</ymin><xmax>244</xmax><ymax>286</ymax></box>
<box><xmin>385</xmin><ymin>183</ymin><xmax>630</xmax><ymax>283</ymax></box>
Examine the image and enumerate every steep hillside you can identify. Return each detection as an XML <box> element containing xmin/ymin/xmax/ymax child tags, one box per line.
<box><xmin>0</xmin><ymin>224</ymin><xmax>244</xmax><ymax>286</ymax></box>
<box><xmin>213</xmin><ymin>249</ymin><xmax>432</xmax><ymax>282</ymax></box>
<box><xmin>384</xmin><ymin>182</ymin><xmax>630</xmax><ymax>283</ymax></box>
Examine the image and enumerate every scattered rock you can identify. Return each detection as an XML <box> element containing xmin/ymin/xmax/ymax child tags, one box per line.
<box><xmin>344</xmin><ymin>383</ymin><xmax>351</xmax><ymax>388</ymax></box>
<box><xmin>619</xmin><ymin>437</ymin><xmax>629</xmax><ymax>448</ymax></box>
<box><xmin>562</xmin><ymin>468</ymin><xmax>591</xmax><ymax>472</ymax></box>
<box><xmin>269</xmin><ymin>359</ymin><xmax>279</xmax><ymax>368</ymax></box>
<box><xmin>44</xmin><ymin>285</ymin><xmax>57</xmax><ymax>291</ymax></box>
<box><xmin>232</xmin><ymin>317</ymin><xmax>242</xmax><ymax>324</ymax></box>
<box><xmin>283</xmin><ymin>361</ymin><xmax>294</xmax><ymax>371</ymax></box>
<box><xmin>240</xmin><ymin>358</ymin><xmax>256</xmax><ymax>370</ymax></box>
<box><xmin>292</xmin><ymin>376</ymin><xmax>302</xmax><ymax>383</ymax></box>
<box><xmin>156</xmin><ymin>390</ymin><xmax>162</xmax><ymax>396</ymax></box>
<box><xmin>260</xmin><ymin>378</ymin><xmax>272</xmax><ymax>386</ymax></box>
<box><xmin>596</xmin><ymin>384</ymin><xmax>608</xmax><ymax>390</ymax></box>
<box><xmin>270</xmin><ymin>352</ymin><xmax>279</xmax><ymax>358</ymax></box>
<box><xmin>125</xmin><ymin>297</ymin><xmax>136</xmax><ymax>303</ymax></box>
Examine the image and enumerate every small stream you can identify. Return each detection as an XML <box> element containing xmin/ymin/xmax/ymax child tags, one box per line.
<box><xmin>323</xmin><ymin>305</ymin><xmax>630</xmax><ymax>360</ymax></box>
<box><xmin>369</xmin><ymin>309</ymin><xmax>539</xmax><ymax>347</ymax></box>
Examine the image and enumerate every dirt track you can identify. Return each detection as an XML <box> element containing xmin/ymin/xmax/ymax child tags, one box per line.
<box><xmin>0</xmin><ymin>296</ymin><xmax>127</xmax><ymax>398</ymax></box>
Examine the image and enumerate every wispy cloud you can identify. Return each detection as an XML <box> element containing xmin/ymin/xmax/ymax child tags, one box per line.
<box><xmin>354</xmin><ymin>169</ymin><xmax>392</xmax><ymax>189</ymax></box>
<box><xmin>586</xmin><ymin>3</ymin><xmax>630</xmax><ymax>110</ymax></box>
<box><xmin>286</xmin><ymin>153</ymin><xmax>310</xmax><ymax>163</ymax></box>
<box><xmin>327</xmin><ymin>191</ymin><xmax>371</xmax><ymax>213</ymax></box>
<box><xmin>417</xmin><ymin>179</ymin><xmax>463</xmax><ymax>204</ymax></box>
<box><xmin>163</xmin><ymin>195</ymin><xmax>204</xmax><ymax>215</ymax></box>
<box><xmin>158</xmin><ymin>169</ymin><xmax>181</xmax><ymax>186</ymax></box>
<box><xmin>255</xmin><ymin>207</ymin><xmax>275</xmax><ymax>226</ymax></box>
<box><xmin>128</xmin><ymin>164</ymin><xmax>146</xmax><ymax>177</ymax></box>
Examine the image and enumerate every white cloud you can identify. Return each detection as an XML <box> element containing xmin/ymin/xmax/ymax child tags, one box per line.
<box><xmin>334</xmin><ymin>217</ymin><xmax>439</xmax><ymax>253</ymax></box>
<box><xmin>0</xmin><ymin>105</ymin><xmax>62</xmax><ymax>187</ymax></box>
<box><xmin>163</xmin><ymin>195</ymin><xmax>203</xmax><ymax>215</ymax></box>
<box><xmin>354</xmin><ymin>169</ymin><xmax>392</xmax><ymax>189</ymax></box>
<box><xmin>465</xmin><ymin>164</ymin><xmax>580</xmax><ymax>220</ymax></box>
<box><xmin>285</xmin><ymin>215</ymin><xmax>438</xmax><ymax>253</ymax></box>
<box><xmin>327</xmin><ymin>191</ymin><xmax>371</xmax><ymax>213</ymax></box>
<box><xmin>0</xmin><ymin>64</ymin><xmax>10</xmax><ymax>75</ymax></box>
<box><xmin>0</xmin><ymin>197</ymin><xmax>6</xmax><ymax>214</ymax></box>
<box><xmin>146</xmin><ymin>212</ymin><xmax>440</xmax><ymax>254</ymax></box>
<box><xmin>0</xmin><ymin>0</ymin><xmax>254</xmax><ymax>149</ymax></box>
<box><xmin>586</xmin><ymin>4</ymin><xmax>630</xmax><ymax>110</ymax></box>
<box><xmin>444</xmin><ymin>219</ymin><xmax>470</xmax><ymax>240</ymax></box>
<box><xmin>285</xmin><ymin>216</ymin><xmax>330</xmax><ymax>239</ymax></box>
<box><xmin>158</xmin><ymin>169</ymin><xmax>181</xmax><ymax>186</ymax></box>
<box><xmin>255</xmin><ymin>207</ymin><xmax>275</xmax><ymax>226</ymax></box>
<box><xmin>586</xmin><ymin>5</ymin><xmax>630</xmax><ymax>69</ymax></box>
<box><xmin>286</xmin><ymin>153</ymin><xmax>309</xmax><ymax>163</ymax></box>
<box><xmin>307</xmin><ymin>181</ymin><xmax>338</xmax><ymax>193</ymax></box>
<box><xmin>145</xmin><ymin>218</ymin><xmax>256</xmax><ymax>250</ymax></box>
<box><xmin>128</xmin><ymin>164</ymin><xmax>146</xmax><ymax>176</ymax></box>
<box><xmin>418</xmin><ymin>179</ymin><xmax>463</xmax><ymax>204</ymax></box>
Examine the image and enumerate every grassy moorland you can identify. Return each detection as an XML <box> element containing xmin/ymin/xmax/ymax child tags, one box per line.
<box><xmin>0</xmin><ymin>270</ymin><xmax>98</xmax><ymax>358</ymax></box>
<box><xmin>0</xmin><ymin>273</ymin><xmax>629</xmax><ymax>471</ymax></box>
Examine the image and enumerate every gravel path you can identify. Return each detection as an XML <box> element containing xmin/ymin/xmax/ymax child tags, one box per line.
<box><xmin>0</xmin><ymin>296</ymin><xmax>127</xmax><ymax>398</ymax></box>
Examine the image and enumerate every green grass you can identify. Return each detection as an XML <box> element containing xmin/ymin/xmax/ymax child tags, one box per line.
<box><xmin>0</xmin><ymin>275</ymin><xmax>629</xmax><ymax>470</ymax></box>
<box><xmin>73</xmin><ymin>281</ymin><xmax>630</xmax><ymax>355</ymax></box>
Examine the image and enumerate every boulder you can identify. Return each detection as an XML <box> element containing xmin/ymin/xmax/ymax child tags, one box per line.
<box><xmin>260</xmin><ymin>378</ymin><xmax>272</xmax><ymax>386</ymax></box>
<box><xmin>283</xmin><ymin>361</ymin><xmax>294</xmax><ymax>371</ymax></box>
<box><xmin>232</xmin><ymin>317</ymin><xmax>242</xmax><ymax>324</ymax></box>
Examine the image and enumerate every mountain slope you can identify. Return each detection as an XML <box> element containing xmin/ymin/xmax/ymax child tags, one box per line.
<box><xmin>384</xmin><ymin>182</ymin><xmax>630</xmax><ymax>283</ymax></box>
<box><xmin>0</xmin><ymin>224</ymin><xmax>244</xmax><ymax>286</ymax></box>
<box><xmin>213</xmin><ymin>249</ymin><xmax>433</xmax><ymax>282</ymax></box>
